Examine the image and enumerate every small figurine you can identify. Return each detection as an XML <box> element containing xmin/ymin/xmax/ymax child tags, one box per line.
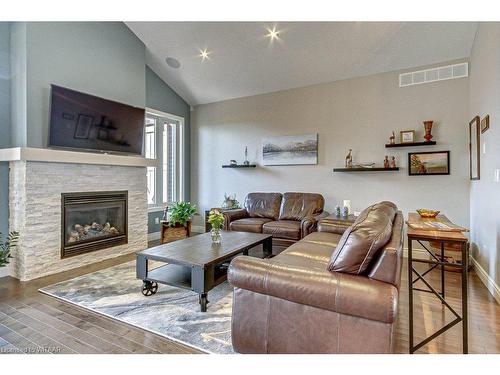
<box><xmin>345</xmin><ymin>149</ymin><xmax>353</xmax><ymax>168</ymax></box>
<box><xmin>384</xmin><ymin>155</ymin><xmax>390</xmax><ymax>169</ymax></box>
<box><xmin>389</xmin><ymin>131</ymin><xmax>395</xmax><ymax>145</ymax></box>
<box><xmin>243</xmin><ymin>146</ymin><xmax>250</xmax><ymax>166</ymax></box>
<box><xmin>391</xmin><ymin>156</ymin><xmax>397</xmax><ymax>169</ymax></box>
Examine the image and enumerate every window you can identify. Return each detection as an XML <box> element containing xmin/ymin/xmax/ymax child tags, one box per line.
<box><xmin>145</xmin><ymin>110</ymin><xmax>185</xmax><ymax>208</ymax></box>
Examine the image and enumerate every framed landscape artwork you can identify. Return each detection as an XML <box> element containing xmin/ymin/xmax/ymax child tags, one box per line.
<box><xmin>408</xmin><ymin>151</ymin><xmax>450</xmax><ymax>176</ymax></box>
<box><xmin>262</xmin><ymin>133</ymin><xmax>318</xmax><ymax>166</ymax></box>
<box><xmin>469</xmin><ymin>116</ymin><xmax>480</xmax><ymax>180</ymax></box>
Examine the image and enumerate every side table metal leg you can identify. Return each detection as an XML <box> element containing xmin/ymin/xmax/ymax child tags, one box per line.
<box><xmin>441</xmin><ymin>242</ymin><xmax>445</xmax><ymax>300</ymax></box>
<box><xmin>462</xmin><ymin>242</ymin><xmax>468</xmax><ymax>354</ymax></box>
<box><xmin>408</xmin><ymin>238</ymin><xmax>414</xmax><ymax>353</ymax></box>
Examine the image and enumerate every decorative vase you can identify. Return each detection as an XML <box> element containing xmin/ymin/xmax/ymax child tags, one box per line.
<box><xmin>211</xmin><ymin>227</ymin><xmax>222</xmax><ymax>244</ymax></box>
<box><xmin>423</xmin><ymin>121</ymin><xmax>434</xmax><ymax>142</ymax></box>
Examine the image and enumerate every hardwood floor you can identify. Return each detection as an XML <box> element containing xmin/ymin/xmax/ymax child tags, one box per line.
<box><xmin>0</xmin><ymin>252</ymin><xmax>498</xmax><ymax>354</ymax></box>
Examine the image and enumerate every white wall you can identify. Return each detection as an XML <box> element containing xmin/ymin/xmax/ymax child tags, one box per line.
<box><xmin>191</xmin><ymin>62</ymin><xmax>470</xmax><ymax>236</ymax></box>
<box><xmin>469</xmin><ymin>24</ymin><xmax>500</xmax><ymax>291</ymax></box>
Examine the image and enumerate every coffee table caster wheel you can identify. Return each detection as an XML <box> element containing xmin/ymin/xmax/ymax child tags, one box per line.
<box><xmin>141</xmin><ymin>280</ymin><xmax>158</xmax><ymax>296</ymax></box>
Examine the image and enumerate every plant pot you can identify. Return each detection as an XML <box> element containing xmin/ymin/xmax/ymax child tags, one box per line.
<box><xmin>210</xmin><ymin>227</ymin><xmax>222</xmax><ymax>244</ymax></box>
<box><xmin>160</xmin><ymin>221</ymin><xmax>192</xmax><ymax>244</ymax></box>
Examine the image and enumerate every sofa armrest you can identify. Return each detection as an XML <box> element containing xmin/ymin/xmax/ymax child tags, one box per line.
<box><xmin>228</xmin><ymin>256</ymin><xmax>398</xmax><ymax>323</ymax></box>
<box><xmin>300</xmin><ymin>211</ymin><xmax>329</xmax><ymax>237</ymax></box>
<box><xmin>222</xmin><ymin>209</ymin><xmax>249</xmax><ymax>230</ymax></box>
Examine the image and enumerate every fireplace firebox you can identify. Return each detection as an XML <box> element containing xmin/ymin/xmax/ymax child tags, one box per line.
<box><xmin>61</xmin><ymin>191</ymin><xmax>128</xmax><ymax>258</ymax></box>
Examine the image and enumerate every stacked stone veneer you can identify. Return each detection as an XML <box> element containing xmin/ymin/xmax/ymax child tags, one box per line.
<box><xmin>9</xmin><ymin>161</ymin><xmax>148</xmax><ymax>281</ymax></box>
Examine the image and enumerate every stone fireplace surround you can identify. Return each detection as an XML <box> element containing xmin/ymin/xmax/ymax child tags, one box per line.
<box><xmin>1</xmin><ymin>147</ymin><xmax>156</xmax><ymax>281</ymax></box>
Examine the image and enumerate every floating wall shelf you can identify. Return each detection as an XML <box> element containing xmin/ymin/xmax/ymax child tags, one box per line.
<box><xmin>222</xmin><ymin>164</ymin><xmax>257</xmax><ymax>168</ymax></box>
<box><xmin>333</xmin><ymin>167</ymin><xmax>400</xmax><ymax>172</ymax></box>
<box><xmin>385</xmin><ymin>141</ymin><xmax>436</xmax><ymax>148</ymax></box>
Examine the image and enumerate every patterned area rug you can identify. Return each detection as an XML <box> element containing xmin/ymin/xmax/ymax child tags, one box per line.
<box><xmin>39</xmin><ymin>261</ymin><xmax>234</xmax><ymax>354</ymax></box>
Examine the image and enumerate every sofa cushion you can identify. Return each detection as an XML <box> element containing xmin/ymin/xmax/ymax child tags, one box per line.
<box><xmin>302</xmin><ymin>232</ymin><xmax>342</xmax><ymax>248</ymax></box>
<box><xmin>278</xmin><ymin>192</ymin><xmax>325</xmax><ymax>221</ymax></box>
<box><xmin>328</xmin><ymin>201</ymin><xmax>397</xmax><ymax>274</ymax></box>
<box><xmin>230</xmin><ymin>218</ymin><xmax>273</xmax><ymax>233</ymax></box>
<box><xmin>245</xmin><ymin>193</ymin><xmax>282</xmax><ymax>220</ymax></box>
<box><xmin>262</xmin><ymin>220</ymin><xmax>301</xmax><ymax>240</ymax></box>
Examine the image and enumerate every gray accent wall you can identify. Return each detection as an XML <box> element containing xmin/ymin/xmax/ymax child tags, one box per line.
<box><xmin>15</xmin><ymin>22</ymin><xmax>146</xmax><ymax>147</ymax></box>
<box><xmin>469</xmin><ymin>23</ymin><xmax>500</xmax><ymax>293</ymax></box>
<box><xmin>145</xmin><ymin>66</ymin><xmax>191</xmax><ymax>234</ymax></box>
<box><xmin>0</xmin><ymin>23</ymin><xmax>10</xmax><ymax>237</ymax></box>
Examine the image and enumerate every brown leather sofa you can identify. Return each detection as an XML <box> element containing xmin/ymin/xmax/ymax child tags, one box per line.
<box><xmin>228</xmin><ymin>201</ymin><xmax>404</xmax><ymax>354</ymax></box>
<box><xmin>223</xmin><ymin>192</ymin><xmax>328</xmax><ymax>249</ymax></box>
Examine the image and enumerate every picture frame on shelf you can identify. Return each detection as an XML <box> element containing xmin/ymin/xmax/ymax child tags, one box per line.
<box><xmin>408</xmin><ymin>151</ymin><xmax>450</xmax><ymax>176</ymax></box>
<box><xmin>400</xmin><ymin>130</ymin><xmax>415</xmax><ymax>143</ymax></box>
<box><xmin>480</xmin><ymin>115</ymin><xmax>490</xmax><ymax>134</ymax></box>
<box><xmin>469</xmin><ymin>116</ymin><xmax>480</xmax><ymax>180</ymax></box>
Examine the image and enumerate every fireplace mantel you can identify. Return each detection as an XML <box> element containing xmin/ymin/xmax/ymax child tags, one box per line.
<box><xmin>0</xmin><ymin>147</ymin><xmax>158</xmax><ymax>167</ymax></box>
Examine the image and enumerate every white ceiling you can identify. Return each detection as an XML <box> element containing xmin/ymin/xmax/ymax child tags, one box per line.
<box><xmin>126</xmin><ymin>22</ymin><xmax>478</xmax><ymax>105</ymax></box>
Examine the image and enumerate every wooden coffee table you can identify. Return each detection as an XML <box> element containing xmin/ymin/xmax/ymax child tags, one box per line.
<box><xmin>136</xmin><ymin>230</ymin><xmax>273</xmax><ymax>312</ymax></box>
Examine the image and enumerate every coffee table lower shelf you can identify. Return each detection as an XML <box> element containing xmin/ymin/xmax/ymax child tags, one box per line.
<box><xmin>146</xmin><ymin>263</ymin><xmax>229</xmax><ymax>291</ymax></box>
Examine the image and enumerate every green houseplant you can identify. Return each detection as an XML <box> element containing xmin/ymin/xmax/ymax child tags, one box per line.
<box><xmin>0</xmin><ymin>232</ymin><xmax>19</xmax><ymax>268</ymax></box>
<box><xmin>161</xmin><ymin>202</ymin><xmax>197</xmax><ymax>243</ymax></box>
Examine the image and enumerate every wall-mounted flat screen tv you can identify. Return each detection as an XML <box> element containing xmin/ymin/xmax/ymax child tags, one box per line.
<box><xmin>49</xmin><ymin>85</ymin><xmax>145</xmax><ymax>155</ymax></box>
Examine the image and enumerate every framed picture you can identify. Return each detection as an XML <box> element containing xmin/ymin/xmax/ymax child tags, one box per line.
<box><xmin>74</xmin><ymin>114</ymin><xmax>94</xmax><ymax>139</ymax></box>
<box><xmin>262</xmin><ymin>133</ymin><xmax>318</xmax><ymax>166</ymax></box>
<box><xmin>408</xmin><ymin>151</ymin><xmax>450</xmax><ymax>176</ymax></box>
<box><xmin>469</xmin><ymin>116</ymin><xmax>480</xmax><ymax>180</ymax></box>
<box><xmin>400</xmin><ymin>130</ymin><xmax>415</xmax><ymax>143</ymax></box>
<box><xmin>480</xmin><ymin>114</ymin><xmax>490</xmax><ymax>134</ymax></box>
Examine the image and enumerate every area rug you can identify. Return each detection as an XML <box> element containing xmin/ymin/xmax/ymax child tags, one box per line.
<box><xmin>39</xmin><ymin>261</ymin><xmax>234</xmax><ymax>354</ymax></box>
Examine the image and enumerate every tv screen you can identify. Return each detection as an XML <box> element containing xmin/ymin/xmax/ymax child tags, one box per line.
<box><xmin>49</xmin><ymin>85</ymin><xmax>145</xmax><ymax>155</ymax></box>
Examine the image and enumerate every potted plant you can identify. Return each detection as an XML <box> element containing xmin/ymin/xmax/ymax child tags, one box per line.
<box><xmin>208</xmin><ymin>209</ymin><xmax>224</xmax><ymax>244</ymax></box>
<box><xmin>0</xmin><ymin>231</ymin><xmax>19</xmax><ymax>268</ymax></box>
<box><xmin>160</xmin><ymin>202</ymin><xmax>197</xmax><ymax>244</ymax></box>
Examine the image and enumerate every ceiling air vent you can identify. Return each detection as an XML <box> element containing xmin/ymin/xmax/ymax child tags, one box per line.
<box><xmin>399</xmin><ymin>62</ymin><xmax>468</xmax><ymax>87</ymax></box>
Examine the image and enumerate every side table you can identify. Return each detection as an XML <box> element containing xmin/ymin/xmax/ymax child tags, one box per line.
<box><xmin>407</xmin><ymin>212</ymin><xmax>469</xmax><ymax>354</ymax></box>
<box><xmin>318</xmin><ymin>214</ymin><xmax>356</xmax><ymax>234</ymax></box>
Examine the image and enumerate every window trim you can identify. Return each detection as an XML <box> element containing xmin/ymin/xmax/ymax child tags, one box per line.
<box><xmin>145</xmin><ymin>108</ymin><xmax>185</xmax><ymax>208</ymax></box>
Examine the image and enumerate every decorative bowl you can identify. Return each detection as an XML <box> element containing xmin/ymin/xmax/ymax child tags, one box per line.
<box><xmin>417</xmin><ymin>209</ymin><xmax>440</xmax><ymax>218</ymax></box>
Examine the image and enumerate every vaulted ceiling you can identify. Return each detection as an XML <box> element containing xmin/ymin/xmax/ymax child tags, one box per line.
<box><xmin>126</xmin><ymin>22</ymin><xmax>478</xmax><ymax>105</ymax></box>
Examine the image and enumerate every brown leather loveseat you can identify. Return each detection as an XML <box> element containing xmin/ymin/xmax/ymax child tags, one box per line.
<box><xmin>228</xmin><ymin>201</ymin><xmax>404</xmax><ymax>354</ymax></box>
<box><xmin>223</xmin><ymin>192</ymin><xmax>328</xmax><ymax>248</ymax></box>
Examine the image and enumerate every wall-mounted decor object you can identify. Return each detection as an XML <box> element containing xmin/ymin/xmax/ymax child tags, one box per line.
<box><xmin>409</xmin><ymin>151</ymin><xmax>450</xmax><ymax>176</ymax></box>
<box><xmin>423</xmin><ymin>120</ymin><xmax>434</xmax><ymax>141</ymax></box>
<box><xmin>345</xmin><ymin>149</ymin><xmax>353</xmax><ymax>168</ymax></box>
<box><xmin>480</xmin><ymin>115</ymin><xmax>490</xmax><ymax>134</ymax></box>
<box><xmin>469</xmin><ymin>116</ymin><xmax>480</xmax><ymax>180</ymax></box>
<box><xmin>74</xmin><ymin>114</ymin><xmax>94</xmax><ymax>139</ymax></box>
<box><xmin>243</xmin><ymin>146</ymin><xmax>250</xmax><ymax>165</ymax></box>
<box><xmin>400</xmin><ymin>130</ymin><xmax>415</xmax><ymax>143</ymax></box>
<box><xmin>389</xmin><ymin>131</ymin><xmax>395</xmax><ymax>145</ymax></box>
<box><xmin>262</xmin><ymin>133</ymin><xmax>318</xmax><ymax>166</ymax></box>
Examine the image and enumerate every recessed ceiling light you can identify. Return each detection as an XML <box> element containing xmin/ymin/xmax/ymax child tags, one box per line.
<box><xmin>265</xmin><ymin>26</ymin><xmax>280</xmax><ymax>41</ymax></box>
<box><xmin>165</xmin><ymin>57</ymin><xmax>181</xmax><ymax>69</ymax></box>
<box><xmin>199</xmin><ymin>48</ymin><xmax>211</xmax><ymax>61</ymax></box>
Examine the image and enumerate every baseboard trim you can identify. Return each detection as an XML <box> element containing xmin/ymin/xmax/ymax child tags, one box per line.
<box><xmin>147</xmin><ymin>231</ymin><xmax>161</xmax><ymax>242</ymax></box>
<box><xmin>403</xmin><ymin>248</ymin><xmax>429</xmax><ymax>260</ymax></box>
<box><xmin>470</xmin><ymin>257</ymin><xmax>500</xmax><ymax>305</ymax></box>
